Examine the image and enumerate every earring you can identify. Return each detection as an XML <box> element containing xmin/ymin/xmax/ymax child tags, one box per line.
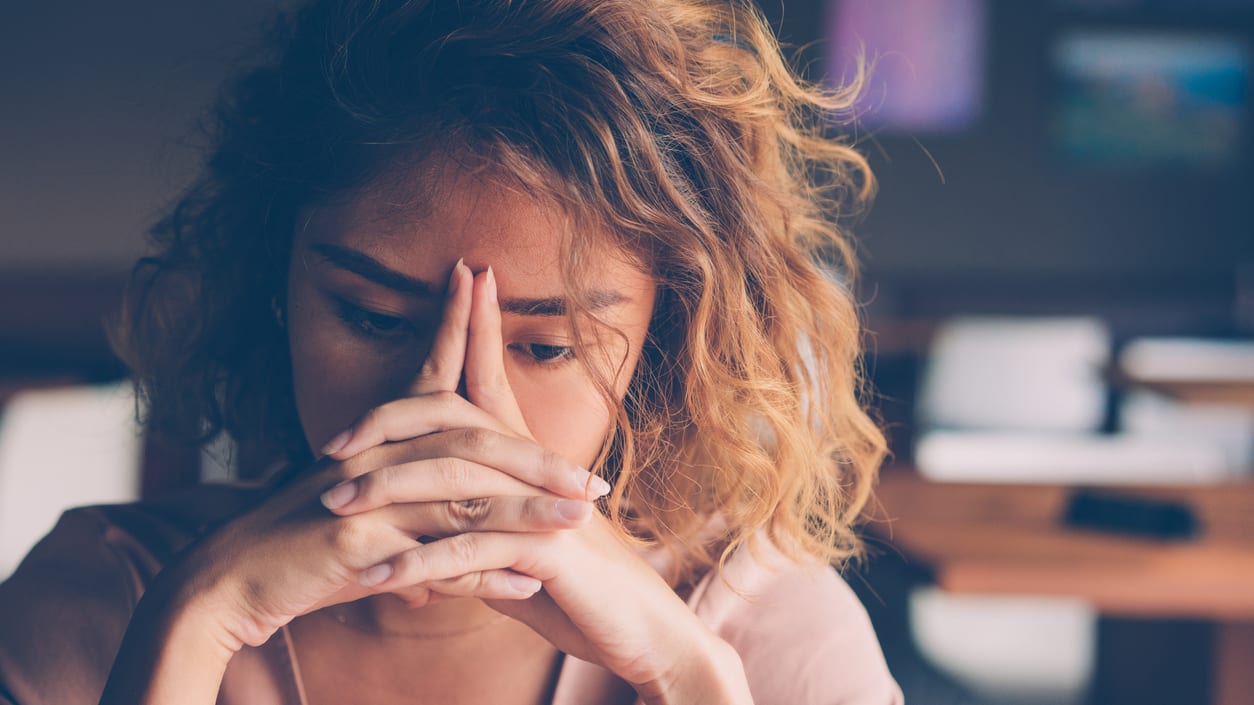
<box><xmin>270</xmin><ymin>296</ymin><xmax>286</xmax><ymax>328</ymax></box>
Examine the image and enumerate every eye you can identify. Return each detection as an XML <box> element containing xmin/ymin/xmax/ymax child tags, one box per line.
<box><xmin>333</xmin><ymin>299</ymin><xmax>410</xmax><ymax>340</ymax></box>
<box><xmin>509</xmin><ymin>342</ymin><xmax>575</xmax><ymax>367</ymax></box>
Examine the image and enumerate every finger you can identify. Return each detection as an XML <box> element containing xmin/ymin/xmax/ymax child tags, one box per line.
<box><xmin>357</xmin><ymin>531</ymin><xmax>557</xmax><ymax>589</ymax></box>
<box><xmin>320</xmin><ymin>389</ymin><xmax>511</xmax><ymax>460</ymax></box>
<box><xmin>319</xmin><ymin>457</ymin><xmax>543</xmax><ymax>513</ymax></box>
<box><xmin>323</xmin><ymin>428</ymin><xmax>609</xmax><ymax>505</ymax></box>
<box><xmin>421</xmin><ymin>570</ymin><xmax>543</xmax><ymax>600</ymax></box>
<box><xmin>465</xmin><ymin>266</ymin><xmax>532</xmax><ymax>437</ymax></box>
<box><xmin>408</xmin><ymin>257</ymin><xmax>472</xmax><ymax>397</ymax></box>
<box><xmin>391</xmin><ymin>583</ymin><xmax>439</xmax><ymax>609</ymax></box>
<box><xmin>386</xmin><ymin>579</ymin><xmax>529</xmax><ymax>607</ymax></box>
<box><xmin>483</xmin><ymin>590</ymin><xmax>590</xmax><ymax>658</ymax></box>
<box><xmin>416</xmin><ymin>428</ymin><xmax>609</xmax><ymax>500</ymax></box>
<box><xmin>374</xmin><ymin>495</ymin><xmax>594</xmax><ymax>538</ymax></box>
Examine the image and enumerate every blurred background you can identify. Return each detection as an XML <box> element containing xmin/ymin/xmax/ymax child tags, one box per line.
<box><xmin>1</xmin><ymin>1</ymin><xmax>1252</xmax><ymax>704</ymax></box>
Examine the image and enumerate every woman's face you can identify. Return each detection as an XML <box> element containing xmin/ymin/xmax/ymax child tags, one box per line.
<box><xmin>285</xmin><ymin>167</ymin><xmax>657</xmax><ymax>469</ymax></box>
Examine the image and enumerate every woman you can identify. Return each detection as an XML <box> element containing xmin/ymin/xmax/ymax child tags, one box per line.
<box><xmin>0</xmin><ymin>0</ymin><xmax>900</xmax><ymax>703</ymax></box>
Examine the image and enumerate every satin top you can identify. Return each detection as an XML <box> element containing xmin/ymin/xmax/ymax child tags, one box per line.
<box><xmin>0</xmin><ymin>481</ymin><xmax>902</xmax><ymax>704</ymax></box>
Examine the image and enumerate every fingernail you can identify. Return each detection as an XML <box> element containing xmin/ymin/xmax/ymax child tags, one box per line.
<box><xmin>507</xmin><ymin>574</ymin><xmax>542</xmax><ymax>596</ymax></box>
<box><xmin>320</xmin><ymin>481</ymin><xmax>357</xmax><ymax>510</ymax></box>
<box><xmin>555</xmin><ymin>499</ymin><xmax>592</xmax><ymax>522</ymax></box>
<box><xmin>589</xmin><ymin>474</ymin><xmax>612</xmax><ymax>498</ymax></box>
<box><xmin>448</xmin><ymin>257</ymin><xmax>465</xmax><ymax>295</ymax></box>
<box><xmin>572</xmin><ymin>470</ymin><xmax>611</xmax><ymax>498</ymax></box>
<box><xmin>359</xmin><ymin>563</ymin><xmax>393</xmax><ymax>587</ymax></box>
<box><xmin>321</xmin><ymin>429</ymin><xmax>352</xmax><ymax>456</ymax></box>
<box><xmin>486</xmin><ymin>266</ymin><xmax>497</xmax><ymax>304</ymax></box>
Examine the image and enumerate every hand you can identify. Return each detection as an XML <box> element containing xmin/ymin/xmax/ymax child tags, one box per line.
<box><xmin>321</xmin><ymin>266</ymin><xmax>753</xmax><ymax>702</ymax></box>
<box><xmin>163</xmin><ymin>260</ymin><xmax>604</xmax><ymax>651</ymax></box>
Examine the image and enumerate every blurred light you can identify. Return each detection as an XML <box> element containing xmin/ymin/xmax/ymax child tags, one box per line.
<box><xmin>829</xmin><ymin>0</ymin><xmax>987</xmax><ymax>133</ymax></box>
<box><xmin>1053</xmin><ymin>31</ymin><xmax>1250</xmax><ymax>168</ymax></box>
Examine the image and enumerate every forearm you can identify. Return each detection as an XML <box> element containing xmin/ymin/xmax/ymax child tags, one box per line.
<box><xmin>98</xmin><ymin>574</ymin><xmax>238</xmax><ymax>705</ymax></box>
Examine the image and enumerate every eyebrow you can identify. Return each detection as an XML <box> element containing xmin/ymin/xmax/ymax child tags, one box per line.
<box><xmin>306</xmin><ymin>242</ymin><xmax>630</xmax><ymax>317</ymax></box>
<box><xmin>309</xmin><ymin>243</ymin><xmax>438</xmax><ymax>297</ymax></box>
<box><xmin>504</xmin><ymin>289</ymin><xmax>629</xmax><ymax>317</ymax></box>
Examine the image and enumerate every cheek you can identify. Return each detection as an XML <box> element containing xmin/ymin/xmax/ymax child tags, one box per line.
<box><xmin>286</xmin><ymin>279</ymin><xmax>413</xmax><ymax>452</ymax></box>
<box><xmin>509</xmin><ymin>334</ymin><xmax>645</xmax><ymax>469</ymax></box>
<box><xmin>512</xmin><ymin>371</ymin><xmax>614</xmax><ymax>469</ymax></box>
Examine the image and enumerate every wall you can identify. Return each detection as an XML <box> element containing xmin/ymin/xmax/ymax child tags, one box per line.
<box><xmin>0</xmin><ymin>1</ymin><xmax>288</xmax><ymax>269</ymax></box>
<box><xmin>759</xmin><ymin>1</ymin><xmax>1254</xmax><ymax>327</ymax></box>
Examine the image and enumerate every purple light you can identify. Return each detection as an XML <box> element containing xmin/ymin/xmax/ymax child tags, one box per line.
<box><xmin>829</xmin><ymin>0</ymin><xmax>987</xmax><ymax>133</ymax></box>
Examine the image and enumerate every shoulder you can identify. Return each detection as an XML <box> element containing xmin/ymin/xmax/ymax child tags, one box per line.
<box><xmin>687</xmin><ymin>533</ymin><xmax>903</xmax><ymax>705</ymax></box>
<box><xmin>0</xmin><ymin>482</ymin><xmax>267</xmax><ymax>705</ymax></box>
<box><xmin>10</xmin><ymin>481</ymin><xmax>268</xmax><ymax>588</ymax></box>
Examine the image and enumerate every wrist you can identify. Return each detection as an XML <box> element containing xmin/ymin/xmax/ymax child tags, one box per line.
<box><xmin>155</xmin><ymin>534</ymin><xmax>288</xmax><ymax>652</ymax></box>
<box><xmin>99</xmin><ymin>571</ymin><xmax>239</xmax><ymax>705</ymax></box>
<box><xmin>637</xmin><ymin>631</ymin><xmax>754</xmax><ymax>705</ymax></box>
<box><xmin>145</xmin><ymin>562</ymin><xmax>249</xmax><ymax>659</ymax></box>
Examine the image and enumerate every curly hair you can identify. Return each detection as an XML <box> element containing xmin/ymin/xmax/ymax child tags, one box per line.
<box><xmin>111</xmin><ymin>0</ymin><xmax>886</xmax><ymax>585</ymax></box>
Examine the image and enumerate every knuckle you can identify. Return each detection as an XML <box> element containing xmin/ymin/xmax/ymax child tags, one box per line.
<box><xmin>459</xmin><ymin>427</ymin><xmax>494</xmax><ymax>454</ymax></box>
<box><xmin>444</xmin><ymin>533</ymin><xmax>479</xmax><ymax>570</ymax></box>
<box><xmin>446</xmin><ymin>497</ymin><xmax>491</xmax><ymax>532</ymax></box>
<box><xmin>326</xmin><ymin>516</ymin><xmax>372</xmax><ymax>556</ymax></box>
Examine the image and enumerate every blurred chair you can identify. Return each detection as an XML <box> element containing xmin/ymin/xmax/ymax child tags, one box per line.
<box><xmin>0</xmin><ymin>382</ymin><xmax>142</xmax><ymax>579</ymax></box>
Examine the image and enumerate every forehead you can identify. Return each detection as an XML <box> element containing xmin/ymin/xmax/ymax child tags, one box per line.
<box><xmin>297</xmin><ymin>162</ymin><xmax>648</xmax><ymax>293</ymax></box>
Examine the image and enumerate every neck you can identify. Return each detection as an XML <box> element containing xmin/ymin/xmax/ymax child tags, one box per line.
<box><xmin>289</xmin><ymin>594</ymin><xmax>563</xmax><ymax>704</ymax></box>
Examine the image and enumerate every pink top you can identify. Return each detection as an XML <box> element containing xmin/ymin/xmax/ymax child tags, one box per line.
<box><xmin>0</xmin><ymin>482</ymin><xmax>902</xmax><ymax>704</ymax></box>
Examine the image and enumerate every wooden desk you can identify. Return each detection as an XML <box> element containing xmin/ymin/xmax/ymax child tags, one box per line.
<box><xmin>868</xmin><ymin>470</ymin><xmax>1254</xmax><ymax>705</ymax></box>
<box><xmin>1116</xmin><ymin>375</ymin><xmax>1254</xmax><ymax>408</ymax></box>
